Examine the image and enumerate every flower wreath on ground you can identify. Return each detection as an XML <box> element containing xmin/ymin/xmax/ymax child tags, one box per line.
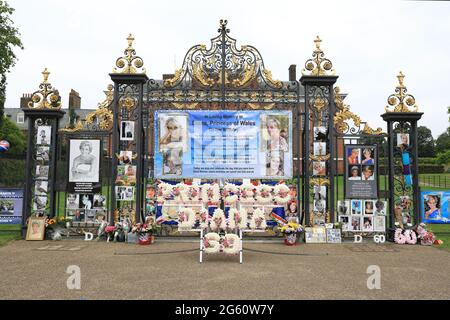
<box><xmin>228</xmin><ymin>208</ymin><xmax>248</xmax><ymax>230</ymax></box>
<box><xmin>201</xmin><ymin>183</ymin><xmax>221</xmax><ymax>204</ymax></box>
<box><xmin>239</xmin><ymin>183</ymin><xmax>255</xmax><ymax>204</ymax></box>
<box><xmin>210</xmin><ymin>208</ymin><xmax>227</xmax><ymax>231</ymax></box>
<box><xmin>394</xmin><ymin>228</ymin><xmax>417</xmax><ymax>245</ymax></box>
<box><xmin>178</xmin><ymin>207</ymin><xmax>196</xmax><ymax>230</ymax></box>
<box><xmin>223</xmin><ymin>183</ymin><xmax>239</xmax><ymax>205</ymax></box>
<box><xmin>181</xmin><ymin>184</ymin><xmax>200</xmax><ymax>203</ymax></box>
<box><xmin>416</xmin><ymin>223</ymin><xmax>436</xmax><ymax>245</ymax></box>
<box><xmin>250</xmin><ymin>208</ymin><xmax>267</xmax><ymax>230</ymax></box>
<box><xmin>157</xmin><ymin>182</ymin><xmax>173</xmax><ymax>203</ymax></box>
<box><xmin>255</xmin><ymin>184</ymin><xmax>273</xmax><ymax>204</ymax></box>
<box><xmin>273</xmin><ymin>184</ymin><xmax>291</xmax><ymax>205</ymax></box>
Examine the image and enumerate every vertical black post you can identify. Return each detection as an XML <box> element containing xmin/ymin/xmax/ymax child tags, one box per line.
<box><xmin>109</xmin><ymin>84</ymin><xmax>120</xmax><ymax>225</ymax></box>
<box><xmin>21</xmin><ymin>115</ymin><xmax>35</xmax><ymax>237</ymax></box>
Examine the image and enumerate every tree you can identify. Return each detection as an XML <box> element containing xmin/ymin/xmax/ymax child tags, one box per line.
<box><xmin>436</xmin><ymin>131</ymin><xmax>450</xmax><ymax>154</ymax></box>
<box><xmin>417</xmin><ymin>126</ymin><xmax>436</xmax><ymax>157</ymax></box>
<box><xmin>0</xmin><ymin>116</ymin><xmax>26</xmax><ymax>156</ymax></box>
<box><xmin>0</xmin><ymin>1</ymin><xmax>23</xmax><ymax>125</ymax></box>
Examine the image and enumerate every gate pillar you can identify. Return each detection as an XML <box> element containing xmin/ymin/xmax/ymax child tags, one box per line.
<box><xmin>109</xmin><ymin>34</ymin><xmax>148</xmax><ymax>225</ymax></box>
<box><xmin>300</xmin><ymin>37</ymin><xmax>338</xmax><ymax>226</ymax></box>
<box><xmin>21</xmin><ymin>69</ymin><xmax>65</xmax><ymax>236</ymax></box>
<box><xmin>381</xmin><ymin>72</ymin><xmax>423</xmax><ymax>229</ymax></box>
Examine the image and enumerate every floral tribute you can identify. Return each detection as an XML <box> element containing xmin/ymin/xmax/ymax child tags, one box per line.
<box><xmin>157</xmin><ymin>182</ymin><xmax>173</xmax><ymax>203</ymax></box>
<box><xmin>196</xmin><ymin>208</ymin><xmax>209</xmax><ymax>230</ymax></box>
<box><xmin>394</xmin><ymin>228</ymin><xmax>417</xmax><ymax>245</ymax></box>
<box><xmin>222</xmin><ymin>183</ymin><xmax>239</xmax><ymax>205</ymax></box>
<box><xmin>201</xmin><ymin>183</ymin><xmax>221</xmax><ymax>204</ymax></box>
<box><xmin>239</xmin><ymin>183</ymin><xmax>255</xmax><ymax>204</ymax></box>
<box><xmin>210</xmin><ymin>208</ymin><xmax>227</xmax><ymax>231</ymax></box>
<box><xmin>415</xmin><ymin>223</ymin><xmax>436</xmax><ymax>245</ymax></box>
<box><xmin>181</xmin><ymin>185</ymin><xmax>200</xmax><ymax>202</ymax></box>
<box><xmin>228</xmin><ymin>208</ymin><xmax>248</xmax><ymax>230</ymax></box>
<box><xmin>178</xmin><ymin>207</ymin><xmax>196</xmax><ymax>231</ymax></box>
<box><xmin>249</xmin><ymin>208</ymin><xmax>267</xmax><ymax>230</ymax></box>
<box><xmin>203</xmin><ymin>232</ymin><xmax>241</xmax><ymax>255</ymax></box>
<box><xmin>273</xmin><ymin>184</ymin><xmax>291</xmax><ymax>205</ymax></box>
<box><xmin>255</xmin><ymin>184</ymin><xmax>273</xmax><ymax>204</ymax></box>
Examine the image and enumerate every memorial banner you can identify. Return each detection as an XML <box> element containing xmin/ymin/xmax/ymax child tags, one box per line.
<box><xmin>154</xmin><ymin>110</ymin><xmax>293</xmax><ymax>179</ymax></box>
<box><xmin>0</xmin><ymin>188</ymin><xmax>23</xmax><ymax>224</ymax></box>
<box><xmin>421</xmin><ymin>191</ymin><xmax>450</xmax><ymax>224</ymax></box>
<box><xmin>345</xmin><ymin>145</ymin><xmax>378</xmax><ymax>199</ymax></box>
<box><xmin>68</xmin><ymin>139</ymin><xmax>102</xmax><ymax>193</ymax></box>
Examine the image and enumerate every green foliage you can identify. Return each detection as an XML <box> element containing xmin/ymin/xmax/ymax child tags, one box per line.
<box><xmin>436</xmin><ymin>150</ymin><xmax>450</xmax><ymax>166</ymax></box>
<box><xmin>0</xmin><ymin>116</ymin><xmax>25</xmax><ymax>155</ymax></box>
<box><xmin>0</xmin><ymin>158</ymin><xmax>25</xmax><ymax>187</ymax></box>
<box><xmin>0</xmin><ymin>1</ymin><xmax>24</xmax><ymax>123</ymax></box>
<box><xmin>417</xmin><ymin>126</ymin><xmax>436</xmax><ymax>157</ymax></box>
<box><xmin>435</xmin><ymin>131</ymin><xmax>450</xmax><ymax>154</ymax></box>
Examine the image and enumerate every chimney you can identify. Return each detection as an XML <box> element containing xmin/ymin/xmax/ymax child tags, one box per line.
<box><xmin>289</xmin><ymin>65</ymin><xmax>297</xmax><ymax>81</ymax></box>
<box><xmin>20</xmin><ymin>93</ymin><xmax>32</xmax><ymax>109</ymax></box>
<box><xmin>68</xmin><ymin>89</ymin><xmax>81</xmax><ymax>109</ymax></box>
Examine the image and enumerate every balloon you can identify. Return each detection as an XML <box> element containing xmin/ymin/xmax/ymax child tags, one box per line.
<box><xmin>0</xmin><ymin>140</ymin><xmax>10</xmax><ymax>153</ymax></box>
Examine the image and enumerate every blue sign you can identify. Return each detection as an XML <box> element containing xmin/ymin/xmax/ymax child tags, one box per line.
<box><xmin>0</xmin><ymin>188</ymin><xmax>23</xmax><ymax>225</ymax></box>
<box><xmin>421</xmin><ymin>190</ymin><xmax>450</xmax><ymax>224</ymax></box>
<box><xmin>154</xmin><ymin>110</ymin><xmax>293</xmax><ymax>179</ymax></box>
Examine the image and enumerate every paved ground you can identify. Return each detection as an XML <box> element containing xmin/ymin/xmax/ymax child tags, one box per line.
<box><xmin>0</xmin><ymin>239</ymin><xmax>449</xmax><ymax>300</ymax></box>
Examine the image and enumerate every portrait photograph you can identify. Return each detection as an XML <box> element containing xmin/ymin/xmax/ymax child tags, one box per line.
<box><xmin>313</xmin><ymin>199</ymin><xmax>326</xmax><ymax>213</ymax></box>
<box><xmin>116</xmin><ymin>165</ymin><xmax>137</xmax><ymax>184</ymax></box>
<box><xmin>362</xmin><ymin>216</ymin><xmax>374</xmax><ymax>232</ymax></box>
<box><xmin>350</xmin><ymin>216</ymin><xmax>361</xmax><ymax>231</ymax></box>
<box><xmin>313</xmin><ymin>142</ymin><xmax>326</xmax><ymax>156</ymax></box>
<box><xmin>116</xmin><ymin>186</ymin><xmax>135</xmax><ymax>201</ymax></box>
<box><xmin>339</xmin><ymin>215</ymin><xmax>351</xmax><ymax>232</ymax></box>
<box><xmin>423</xmin><ymin>194</ymin><xmax>441</xmax><ymax>221</ymax></box>
<box><xmin>374</xmin><ymin>215</ymin><xmax>386</xmax><ymax>232</ymax></box>
<box><xmin>26</xmin><ymin>217</ymin><xmax>46</xmax><ymax>241</ymax></box>
<box><xmin>69</xmin><ymin>139</ymin><xmax>100</xmax><ymax>183</ymax></box>
<box><xmin>86</xmin><ymin>209</ymin><xmax>96</xmax><ymax>222</ymax></box>
<box><xmin>347</xmin><ymin>147</ymin><xmax>360</xmax><ymax>165</ymax></box>
<box><xmin>313</xmin><ymin>126</ymin><xmax>327</xmax><ymax>142</ymax></box>
<box><xmin>361</xmin><ymin>147</ymin><xmax>375</xmax><ymax>165</ymax></box>
<box><xmin>313</xmin><ymin>185</ymin><xmax>326</xmax><ymax>201</ymax></box>
<box><xmin>364</xmin><ymin>200</ymin><xmax>375</xmax><ymax>215</ymax></box>
<box><xmin>0</xmin><ymin>200</ymin><xmax>14</xmax><ymax>214</ymax></box>
<box><xmin>348</xmin><ymin>165</ymin><xmax>361</xmax><ymax>181</ymax></box>
<box><xmin>397</xmin><ymin>133</ymin><xmax>410</xmax><ymax>148</ymax></box>
<box><xmin>120</xmin><ymin>121</ymin><xmax>135</xmax><ymax>141</ymax></box>
<box><xmin>351</xmin><ymin>200</ymin><xmax>362</xmax><ymax>215</ymax></box>
<box><xmin>260</xmin><ymin>114</ymin><xmax>290</xmax><ymax>152</ymax></box>
<box><xmin>66</xmin><ymin>193</ymin><xmax>79</xmax><ymax>210</ymax></box>
<box><xmin>119</xmin><ymin>150</ymin><xmax>133</xmax><ymax>165</ymax></box>
<box><xmin>79</xmin><ymin>194</ymin><xmax>94</xmax><ymax>210</ymax></box>
<box><xmin>361</xmin><ymin>165</ymin><xmax>375</xmax><ymax>181</ymax></box>
<box><xmin>312</xmin><ymin>161</ymin><xmax>326</xmax><ymax>176</ymax></box>
<box><xmin>33</xmin><ymin>196</ymin><xmax>47</xmax><ymax>211</ymax></box>
<box><xmin>159</xmin><ymin>113</ymin><xmax>188</xmax><ymax>176</ymax></box>
<box><xmin>375</xmin><ymin>200</ymin><xmax>387</xmax><ymax>215</ymax></box>
<box><xmin>36</xmin><ymin>126</ymin><xmax>51</xmax><ymax>145</ymax></box>
<box><xmin>93</xmin><ymin>194</ymin><xmax>106</xmax><ymax>208</ymax></box>
<box><xmin>337</xmin><ymin>200</ymin><xmax>350</xmax><ymax>215</ymax></box>
<box><xmin>35</xmin><ymin>165</ymin><xmax>49</xmax><ymax>180</ymax></box>
<box><xmin>34</xmin><ymin>180</ymin><xmax>48</xmax><ymax>196</ymax></box>
<box><xmin>36</xmin><ymin>146</ymin><xmax>50</xmax><ymax>162</ymax></box>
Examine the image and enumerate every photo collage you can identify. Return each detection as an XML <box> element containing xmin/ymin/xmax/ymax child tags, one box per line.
<box><xmin>338</xmin><ymin>199</ymin><xmax>386</xmax><ymax>233</ymax></box>
<box><xmin>115</xmin><ymin>149</ymin><xmax>136</xmax><ymax>202</ymax></box>
<box><xmin>346</xmin><ymin>146</ymin><xmax>376</xmax><ymax>182</ymax></box>
<box><xmin>32</xmin><ymin>125</ymin><xmax>52</xmax><ymax>216</ymax></box>
<box><xmin>66</xmin><ymin>193</ymin><xmax>107</xmax><ymax>222</ymax></box>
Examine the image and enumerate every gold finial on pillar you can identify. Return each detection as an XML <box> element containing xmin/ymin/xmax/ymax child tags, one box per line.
<box><xmin>113</xmin><ymin>33</ymin><xmax>146</xmax><ymax>74</ymax></box>
<box><xmin>385</xmin><ymin>71</ymin><xmax>419</xmax><ymax>113</ymax></box>
<box><xmin>302</xmin><ymin>36</ymin><xmax>335</xmax><ymax>76</ymax></box>
<box><xmin>27</xmin><ymin>68</ymin><xmax>61</xmax><ymax>110</ymax></box>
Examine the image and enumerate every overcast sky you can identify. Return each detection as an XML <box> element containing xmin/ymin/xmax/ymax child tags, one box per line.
<box><xmin>5</xmin><ymin>0</ymin><xmax>450</xmax><ymax>137</ymax></box>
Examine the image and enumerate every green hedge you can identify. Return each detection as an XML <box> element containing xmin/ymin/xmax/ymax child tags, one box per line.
<box><xmin>0</xmin><ymin>158</ymin><xmax>26</xmax><ymax>187</ymax></box>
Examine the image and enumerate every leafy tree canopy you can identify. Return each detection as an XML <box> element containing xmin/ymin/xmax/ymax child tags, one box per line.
<box><xmin>0</xmin><ymin>115</ymin><xmax>25</xmax><ymax>156</ymax></box>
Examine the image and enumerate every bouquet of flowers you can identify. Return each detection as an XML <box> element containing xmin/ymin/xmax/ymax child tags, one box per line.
<box><xmin>278</xmin><ymin>221</ymin><xmax>304</xmax><ymax>246</ymax></box>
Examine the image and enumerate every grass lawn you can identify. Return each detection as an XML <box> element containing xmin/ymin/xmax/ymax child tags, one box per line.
<box><xmin>426</xmin><ymin>224</ymin><xmax>450</xmax><ymax>251</ymax></box>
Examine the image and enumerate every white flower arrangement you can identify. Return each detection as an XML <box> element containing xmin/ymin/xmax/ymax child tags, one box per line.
<box><xmin>197</xmin><ymin>208</ymin><xmax>209</xmax><ymax>230</ymax></box>
<box><xmin>157</xmin><ymin>182</ymin><xmax>173</xmax><ymax>202</ymax></box>
<box><xmin>273</xmin><ymin>184</ymin><xmax>291</xmax><ymax>205</ymax></box>
<box><xmin>223</xmin><ymin>183</ymin><xmax>239</xmax><ymax>205</ymax></box>
<box><xmin>223</xmin><ymin>233</ymin><xmax>241</xmax><ymax>255</ymax></box>
<box><xmin>203</xmin><ymin>232</ymin><xmax>221</xmax><ymax>254</ymax></box>
<box><xmin>210</xmin><ymin>208</ymin><xmax>227</xmax><ymax>231</ymax></box>
<box><xmin>181</xmin><ymin>185</ymin><xmax>200</xmax><ymax>203</ymax></box>
<box><xmin>228</xmin><ymin>208</ymin><xmax>248</xmax><ymax>230</ymax></box>
<box><xmin>178</xmin><ymin>207</ymin><xmax>196</xmax><ymax>231</ymax></box>
<box><xmin>255</xmin><ymin>184</ymin><xmax>273</xmax><ymax>204</ymax></box>
<box><xmin>250</xmin><ymin>208</ymin><xmax>267</xmax><ymax>230</ymax></box>
<box><xmin>172</xmin><ymin>183</ymin><xmax>188</xmax><ymax>202</ymax></box>
<box><xmin>201</xmin><ymin>184</ymin><xmax>221</xmax><ymax>204</ymax></box>
<box><xmin>239</xmin><ymin>183</ymin><xmax>255</xmax><ymax>203</ymax></box>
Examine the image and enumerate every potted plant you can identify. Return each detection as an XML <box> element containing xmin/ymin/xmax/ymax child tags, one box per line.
<box><xmin>132</xmin><ymin>217</ymin><xmax>161</xmax><ymax>245</ymax></box>
<box><xmin>278</xmin><ymin>222</ymin><xmax>304</xmax><ymax>246</ymax></box>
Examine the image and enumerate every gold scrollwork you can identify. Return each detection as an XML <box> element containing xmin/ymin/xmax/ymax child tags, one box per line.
<box><xmin>171</xmin><ymin>102</ymin><xmax>199</xmax><ymax>110</ymax></box>
<box><xmin>262</xmin><ymin>69</ymin><xmax>282</xmax><ymax>89</ymax></box>
<box><xmin>164</xmin><ymin>69</ymin><xmax>184</xmax><ymax>87</ymax></box>
<box><xmin>248</xmin><ymin>103</ymin><xmax>275</xmax><ymax>110</ymax></box>
<box><xmin>119</xmin><ymin>94</ymin><xmax>136</xmax><ymax>110</ymax></box>
<box><xmin>27</xmin><ymin>68</ymin><xmax>62</xmax><ymax>110</ymax></box>
<box><xmin>310</xmin><ymin>153</ymin><xmax>331</xmax><ymax>161</ymax></box>
<box><xmin>310</xmin><ymin>178</ymin><xmax>330</xmax><ymax>186</ymax></box>
<box><xmin>302</xmin><ymin>36</ymin><xmax>335</xmax><ymax>76</ymax></box>
<box><xmin>385</xmin><ymin>71</ymin><xmax>419</xmax><ymax>113</ymax></box>
<box><xmin>113</xmin><ymin>34</ymin><xmax>146</xmax><ymax>74</ymax></box>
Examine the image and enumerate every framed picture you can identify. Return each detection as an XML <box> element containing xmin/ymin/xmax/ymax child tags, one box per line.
<box><xmin>397</xmin><ymin>133</ymin><xmax>410</xmax><ymax>148</ymax></box>
<box><xmin>339</xmin><ymin>215</ymin><xmax>351</xmax><ymax>232</ymax></box>
<box><xmin>120</xmin><ymin>121</ymin><xmax>135</xmax><ymax>141</ymax></box>
<box><xmin>36</xmin><ymin>165</ymin><xmax>49</xmax><ymax>180</ymax></box>
<box><xmin>350</xmin><ymin>216</ymin><xmax>362</xmax><ymax>231</ymax></box>
<box><xmin>36</xmin><ymin>126</ymin><xmax>51</xmax><ymax>145</ymax></box>
<box><xmin>305</xmin><ymin>227</ymin><xmax>327</xmax><ymax>243</ymax></box>
<box><xmin>313</xmin><ymin>142</ymin><xmax>326</xmax><ymax>156</ymax></box>
<box><xmin>363</xmin><ymin>200</ymin><xmax>375</xmax><ymax>215</ymax></box>
<box><xmin>314</xmin><ymin>127</ymin><xmax>327</xmax><ymax>142</ymax></box>
<box><xmin>26</xmin><ymin>217</ymin><xmax>46</xmax><ymax>241</ymax></box>
<box><xmin>326</xmin><ymin>229</ymin><xmax>342</xmax><ymax>243</ymax></box>
<box><xmin>351</xmin><ymin>200</ymin><xmax>362</xmax><ymax>215</ymax></box>
<box><xmin>313</xmin><ymin>185</ymin><xmax>326</xmax><ymax>201</ymax></box>
<box><xmin>312</xmin><ymin>161</ymin><xmax>326</xmax><ymax>176</ymax></box>
<box><xmin>79</xmin><ymin>194</ymin><xmax>94</xmax><ymax>210</ymax></box>
<box><xmin>337</xmin><ymin>200</ymin><xmax>350</xmax><ymax>215</ymax></box>
<box><xmin>116</xmin><ymin>165</ymin><xmax>137</xmax><ymax>184</ymax></box>
<box><xmin>313</xmin><ymin>199</ymin><xmax>326</xmax><ymax>213</ymax></box>
<box><xmin>362</xmin><ymin>216</ymin><xmax>374</xmax><ymax>232</ymax></box>
<box><xmin>118</xmin><ymin>150</ymin><xmax>133</xmax><ymax>165</ymax></box>
<box><xmin>116</xmin><ymin>186</ymin><xmax>135</xmax><ymax>201</ymax></box>
<box><xmin>347</xmin><ymin>147</ymin><xmax>361</xmax><ymax>165</ymax></box>
<box><xmin>66</xmin><ymin>194</ymin><xmax>80</xmax><ymax>210</ymax></box>
<box><xmin>33</xmin><ymin>196</ymin><xmax>47</xmax><ymax>211</ymax></box>
<box><xmin>361</xmin><ymin>165</ymin><xmax>375</xmax><ymax>181</ymax></box>
<box><xmin>68</xmin><ymin>139</ymin><xmax>101</xmax><ymax>183</ymax></box>
<box><xmin>93</xmin><ymin>194</ymin><xmax>106</xmax><ymax>208</ymax></box>
<box><xmin>34</xmin><ymin>181</ymin><xmax>48</xmax><ymax>196</ymax></box>
<box><xmin>348</xmin><ymin>165</ymin><xmax>361</xmax><ymax>181</ymax></box>
<box><xmin>374</xmin><ymin>215</ymin><xmax>386</xmax><ymax>232</ymax></box>
<box><xmin>374</xmin><ymin>200</ymin><xmax>387</xmax><ymax>215</ymax></box>
<box><xmin>361</xmin><ymin>147</ymin><xmax>375</xmax><ymax>165</ymax></box>
<box><xmin>36</xmin><ymin>146</ymin><xmax>50</xmax><ymax>162</ymax></box>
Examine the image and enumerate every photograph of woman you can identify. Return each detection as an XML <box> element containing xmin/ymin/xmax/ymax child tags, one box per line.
<box><xmin>424</xmin><ymin>194</ymin><xmax>441</xmax><ymax>220</ymax></box>
<box><xmin>37</xmin><ymin>126</ymin><xmax>51</xmax><ymax>145</ymax></box>
<box><xmin>351</xmin><ymin>200</ymin><xmax>362</xmax><ymax>215</ymax></box>
<box><xmin>119</xmin><ymin>151</ymin><xmax>132</xmax><ymax>165</ymax></box>
<box><xmin>120</xmin><ymin>121</ymin><xmax>135</xmax><ymax>141</ymax></box>
<box><xmin>397</xmin><ymin>133</ymin><xmax>409</xmax><ymax>148</ymax></box>
<box><xmin>347</xmin><ymin>148</ymin><xmax>360</xmax><ymax>165</ymax></box>
<box><xmin>362</xmin><ymin>216</ymin><xmax>373</xmax><ymax>232</ymax></box>
<box><xmin>264</xmin><ymin>116</ymin><xmax>288</xmax><ymax>176</ymax></box>
<box><xmin>348</xmin><ymin>166</ymin><xmax>361</xmax><ymax>180</ymax></box>
<box><xmin>361</xmin><ymin>148</ymin><xmax>375</xmax><ymax>165</ymax></box>
<box><xmin>364</xmin><ymin>200</ymin><xmax>374</xmax><ymax>215</ymax></box>
<box><xmin>361</xmin><ymin>165</ymin><xmax>375</xmax><ymax>181</ymax></box>
<box><xmin>159</xmin><ymin>115</ymin><xmax>187</xmax><ymax>176</ymax></box>
<box><xmin>69</xmin><ymin>140</ymin><xmax>100</xmax><ymax>183</ymax></box>
<box><xmin>313</xmin><ymin>161</ymin><xmax>326</xmax><ymax>176</ymax></box>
